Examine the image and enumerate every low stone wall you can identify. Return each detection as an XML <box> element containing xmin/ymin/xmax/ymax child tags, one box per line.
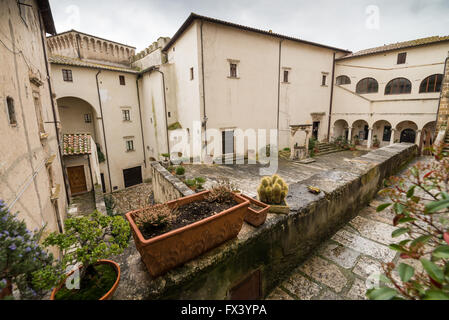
<box><xmin>151</xmin><ymin>161</ymin><xmax>194</xmax><ymax>204</ymax></box>
<box><xmin>114</xmin><ymin>143</ymin><xmax>417</xmax><ymax>300</ymax></box>
<box><xmin>94</xmin><ymin>184</ymin><xmax>107</xmax><ymax>215</ymax></box>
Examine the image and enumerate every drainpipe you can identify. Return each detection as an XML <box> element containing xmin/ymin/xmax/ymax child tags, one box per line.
<box><xmin>135</xmin><ymin>78</ymin><xmax>147</xmax><ymax>167</ymax></box>
<box><xmin>327</xmin><ymin>52</ymin><xmax>336</xmax><ymax>142</ymax></box>
<box><xmin>200</xmin><ymin>20</ymin><xmax>207</xmax><ymax>152</ymax></box>
<box><xmin>87</xmin><ymin>154</ymin><xmax>94</xmax><ymax>193</ymax></box>
<box><xmin>154</xmin><ymin>68</ymin><xmax>170</xmax><ymax>155</ymax></box>
<box><xmin>277</xmin><ymin>39</ymin><xmax>283</xmax><ymax>147</ymax></box>
<box><xmin>37</xmin><ymin>8</ymin><xmax>66</xmax><ymax>232</ymax></box>
<box><xmin>95</xmin><ymin>70</ymin><xmax>112</xmax><ymax>193</ymax></box>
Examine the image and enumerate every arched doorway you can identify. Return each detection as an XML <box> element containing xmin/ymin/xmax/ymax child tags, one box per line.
<box><xmin>352</xmin><ymin>119</ymin><xmax>369</xmax><ymax>145</ymax></box>
<box><xmin>333</xmin><ymin>119</ymin><xmax>349</xmax><ymax>140</ymax></box>
<box><xmin>421</xmin><ymin>121</ymin><xmax>436</xmax><ymax>155</ymax></box>
<box><xmin>400</xmin><ymin>129</ymin><xmax>416</xmax><ymax>143</ymax></box>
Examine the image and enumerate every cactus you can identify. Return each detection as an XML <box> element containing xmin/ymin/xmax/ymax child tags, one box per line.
<box><xmin>257</xmin><ymin>175</ymin><xmax>289</xmax><ymax>205</ymax></box>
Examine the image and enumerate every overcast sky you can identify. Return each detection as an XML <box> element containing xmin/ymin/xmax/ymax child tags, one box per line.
<box><xmin>48</xmin><ymin>0</ymin><xmax>449</xmax><ymax>53</ymax></box>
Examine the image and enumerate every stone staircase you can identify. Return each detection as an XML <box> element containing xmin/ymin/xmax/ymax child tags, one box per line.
<box><xmin>444</xmin><ymin>131</ymin><xmax>449</xmax><ymax>153</ymax></box>
<box><xmin>315</xmin><ymin>142</ymin><xmax>340</xmax><ymax>156</ymax></box>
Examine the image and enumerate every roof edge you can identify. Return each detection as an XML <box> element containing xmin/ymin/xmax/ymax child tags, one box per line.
<box><xmin>47</xmin><ymin>29</ymin><xmax>136</xmax><ymax>49</ymax></box>
<box><xmin>162</xmin><ymin>12</ymin><xmax>351</xmax><ymax>54</ymax></box>
<box><xmin>37</xmin><ymin>0</ymin><xmax>56</xmax><ymax>35</ymax></box>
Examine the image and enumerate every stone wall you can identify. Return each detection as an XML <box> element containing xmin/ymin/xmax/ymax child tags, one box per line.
<box><xmin>151</xmin><ymin>162</ymin><xmax>194</xmax><ymax>204</ymax></box>
<box><xmin>437</xmin><ymin>58</ymin><xmax>449</xmax><ymax>131</ymax></box>
<box><xmin>114</xmin><ymin>143</ymin><xmax>417</xmax><ymax>300</ymax></box>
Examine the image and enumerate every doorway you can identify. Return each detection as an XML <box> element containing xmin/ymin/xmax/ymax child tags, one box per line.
<box><xmin>123</xmin><ymin>166</ymin><xmax>143</xmax><ymax>188</ymax></box>
<box><xmin>222</xmin><ymin>130</ymin><xmax>234</xmax><ymax>155</ymax></box>
<box><xmin>312</xmin><ymin>121</ymin><xmax>320</xmax><ymax>140</ymax></box>
<box><xmin>400</xmin><ymin>129</ymin><xmax>416</xmax><ymax>143</ymax></box>
<box><xmin>67</xmin><ymin>165</ymin><xmax>87</xmax><ymax>195</ymax></box>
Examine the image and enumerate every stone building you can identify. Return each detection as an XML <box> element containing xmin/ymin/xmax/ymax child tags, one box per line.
<box><xmin>331</xmin><ymin>36</ymin><xmax>449</xmax><ymax>153</ymax></box>
<box><xmin>0</xmin><ymin>0</ymin><xmax>67</xmax><ymax>234</ymax></box>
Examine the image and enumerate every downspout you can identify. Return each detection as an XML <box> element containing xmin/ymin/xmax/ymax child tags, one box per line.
<box><xmin>327</xmin><ymin>52</ymin><xmax>336</xmax><ymax>141</ymax></box>
<box><xmin>95</xmin><ymin>70</ymin><xmax>112</xmax><ymax>193</ymax></box>
<box><xmin>136</xmin><ymin>78</ymin><xmax>147</xmax><ymax>167</ymax></box>
<box><xmin>277</xmin><ymin>39</ymin><xmax>283</xmax><ymax>147</ymax></box>
<box><xmin>154</xmin><ymin>68</ymin><xmax>170</xmax><ymax>155</ymax></box>
<box><xmin>200</xmin><ymin>20</ymin><xmax>207</xmax><ymax>151</ymax></box>
<box><xmin>37</xmin><ymin>8</ymin><xmax>66</xmax><ymax>233</ymax></box>
<box><xmin>87</xmin><ymin>154</ymin><xmax>94</xmax><ymax>193</ymax></box>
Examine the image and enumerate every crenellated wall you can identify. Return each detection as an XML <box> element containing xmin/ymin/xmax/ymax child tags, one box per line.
<box><xmin>47</xmin><ymin>30</ymin><xmax>136</xmax><ymax>66</ymax></box>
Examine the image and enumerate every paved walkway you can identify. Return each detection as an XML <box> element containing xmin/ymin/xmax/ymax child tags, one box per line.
<box><xmin>266</xmin><ymin>156</ymin><xmax>428</xmax><ymax>300</ymax></box>
<box><xmin>67</xmin><ymin>191</ymin><xmax>96</xmax><ymax>216</ymax></box>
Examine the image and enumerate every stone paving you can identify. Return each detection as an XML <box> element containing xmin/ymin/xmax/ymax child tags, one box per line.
<box><xmin>183</xmin><ymin>150</ymin><xmax>367</xmax><ymax>198</ymax></box>
<box><xmin>266</xmin><ymin>156</ymin><xmax>429</xmax><ymax>300</ymax></box>
<box><xmin>108</xmin><ymin>183</ymin><xmax>153</xmax><ymax>215</ymax></box>
<box><xmin>67</xmin><ymin>191</ymin><xmax>96</xmax><ymax>216</ymax></box>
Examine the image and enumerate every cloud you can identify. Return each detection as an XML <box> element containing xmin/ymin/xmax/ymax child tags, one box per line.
<box><xmin>49</xmin><ymin>0</ymin><xmax>449</xmax><ymax>52</ymax></box>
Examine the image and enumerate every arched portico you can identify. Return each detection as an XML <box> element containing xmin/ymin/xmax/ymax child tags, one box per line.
<box><xmin>395</xmin><ymin>121</ymin><xmax>418</xmax><ymax>144</ymax></box>
<box><xmin>420</xmin><ymin>121</ymin><xmax>436</xmax><ymax>155</ymax></box>
<box><xmin>332</xmin><ymin>119</ymin><xmax>349</xmax><ymax>141</ymax></box>
<box><xmin>372</xmin><ymin>120</ymin><xmax>393</xmax><ymax>147</ymax></box>
<box><xmin>351</xmin><ymin>119</ymin><xmax>370</xmax><ymax>146</ymax></box>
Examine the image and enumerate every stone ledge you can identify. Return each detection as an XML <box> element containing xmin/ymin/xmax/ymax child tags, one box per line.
<box><xmin>113</xmin><ymin>143</ymin><xmax>417</xmax><ymax>300</ymax></box>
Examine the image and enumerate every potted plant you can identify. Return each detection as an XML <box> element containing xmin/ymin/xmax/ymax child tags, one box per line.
<box><xmin>32</xmin><ymin>211</ymin><xmax>130</xmax><ymax>300</ymax></box>
<box><xmin>125</xmin><ymin>180</ymin><xmax>250</xmax><ymax>277</ymax></box>
<box><xmin>372</xmin><ymin>135</ymin><xmax>380</xmax><ymax>148</ymax></box>
<box><xmin>240</xmin><ymin>194</ymin><xmax>270</xmax><ymax>227</ymax></box>
<box><xmin>160</xmin><ymin>153</ymin><xmax>170</xmax><ymax>167</ymax></box>
<box><xmin>0</xmin><ymin>201</ymin><xmax>54</xmax><ymax>300</ymax></box>
<box><xmin>257</xmin><ymin>175</ymin><xmax>290</xmax><ymax>214</ymax></box>
<box><xmin>175</xmin><ymin>166</ymin><xmax>185</xmax><ymax>179</ymax></box>
<box><xmin>194</xmin><ymin>177</ymin><xmax>206</xmax><ymax>191</ymax></box>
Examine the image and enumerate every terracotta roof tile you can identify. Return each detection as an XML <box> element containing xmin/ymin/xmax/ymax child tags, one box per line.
<box><xmin>49</xmin><ymin>55</ymin><xmax>139</xmax><ymax>74</ymax></box>
<box><xmin>63</xmin><ymin>134</ymin><xmax>92</xmax><ymax>156</ymax></box>
<box><xmin>338</xmin><ymin>35</ymin><xmax>449</xmax><ymax>60</ymax></box>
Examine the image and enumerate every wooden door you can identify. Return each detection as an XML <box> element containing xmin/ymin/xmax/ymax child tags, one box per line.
<box><xmin>123</xmin><ymin>166</ymin><xmax>142</xmax><ymax>188</ymax></box>
<box><xmin>67</xmin><ymin>165</ymin><xmax>87</xmax><ymax>194</ymax></box>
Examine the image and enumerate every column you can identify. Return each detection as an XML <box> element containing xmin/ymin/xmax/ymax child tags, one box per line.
<box><xmin>289</xmin><ymin>131</ymin><xmax>295</xmax><ymax>160</ymax></box>
<box><xmin>330</xmin><ymin>126</ymin><xmax>335</xmax><ymax>142</ymax></box>
<box><xmin>367</xmin><ymin>127</ymin><xmax>373</xmax><ymax>149</ymax></box>
<box><xmin>304</xmin><ymin>129</ymin><xmax>311</xmax><ymax>158</ymax></box>
<box><xmin>347</xmin><ymin>127</ymin><xmax>353</xmax><ymax>143</ymax></box>
<box><xmin>390</xmin><ymin>129</ymin><xmax>395</xmax><ymax>145</ymax></box>
<box><xmin>415</xmin><ymin>130</ymin><xmax>422</xmax><ymax>145</ymax></box>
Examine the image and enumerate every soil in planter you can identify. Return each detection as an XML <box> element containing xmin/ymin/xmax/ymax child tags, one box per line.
<box><xmin>139</xmin><ymin>198</ymin><xmax>238</xmax><ymax>240</ymax></box>
<box><xmin>54</xmin><ymin>264</ymin><xmax>117</xmax><ymax>300</ymax></box>
<box><xmin>249</xmin><ymin>203</ymin><xmax>263</xmax><ymax>211</ymax></box>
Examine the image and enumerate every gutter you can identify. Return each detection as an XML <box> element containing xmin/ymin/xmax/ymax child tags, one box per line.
<box><xmin>37</xmin><ymin>8</ymin><xmax>65</xmax><ymax>233</ymax></box>
<box><xmin>95</xmin><ymin>70</ymin><xmax>113</xmax><ymax>193</ymax></box>
<box><xmin>327</xmin><ymin>52</ymin><xmax>336</xmax><ymax>141</ymax></box>
<box><xmin>135</xmin><ymin>78</ymin><xmax>147</xmax><ymax>167</ymax></box>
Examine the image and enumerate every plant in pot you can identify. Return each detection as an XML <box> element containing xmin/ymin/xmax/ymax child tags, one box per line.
<box><xmin>175</xmin><ymin>166</ymin><xmax>185</xmax><ymax>179</ymax></box>
<box><xmin>0</xmin><ymin>201</ymin><xmax>54</xmax><ymax>300</ymax></box>
<box><xmin>125</xmin><ymin>179</ymin><xmax>250</xmax><ymax>277</ymax></box>
<box><xmin>194</xmin><ymin>177</ymin><xmax>206</xmax><ymax>191</ymax></box>
<box><xmin>32</xmin><ymin>211</ymin><xmax>130</xmax><ymax>300</ymax></box>
<box><xmin>257</xmin><ymin>175</ymin><xmax>290</xmax><ymax>214</ymax></box>
<box><xmin>160</xmin><ymin>153</ymin><xmax>170</xmax><ymax>166</ymax></box>
<box><xmin>240</xmin><ymin>194</ymin><xmax>270</xmax><ymax>227</ymax></box>
<box><xmin>372</xmin><ymin>135</ymin><xmax>380</xmax><ymax>148</ymax></box>
<box><xmin>354</xmin><ymin>135</ymin><xmax>360</xmax><ymax>146</ymax></box>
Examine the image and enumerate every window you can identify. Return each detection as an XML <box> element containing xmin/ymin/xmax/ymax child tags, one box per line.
<box><xmin>420</xmin><ymin>74</ymin><xmax>443</xmax><ymax>93</ymax></box>
<box><xmin>397</xmin><ymin>52</ymin><xmax>407</xmax><ymax>64</ymax></box>
<box><xmin>336</xmin><ymin>75</ymin><xmax>351</xmax><ymax>85</ymax></box>
<box><xmin>190</xmin><ymin>67</ymin><xmax>194</xmax><ymax>80</ymax></box>
<box><xmin>126</xmin><ymin>140</ymin><xmax>134</xmax><ymax>152</ymax></box>
<box><xmin>321</xmin><ymin>75</ymin><xmax>327</xmax><ymax>86</ymax></box>
<box><xmin>230</xmin><ymin>63</ymin><xmax>238</xmax><ymax>78</ymax></box>
<box><xmin>385</xmin><ymin>78</ymin><xmax>412</xmax><ymax>95</ymax></box>
<box><xmin>119</xmin><ymin>75</ymin><xmax>125</xmax><ymax>85</ymax></box>
<box><xmin>62</xmin><ymin>69</ymin><xmax>73</xmax><ymax>82</ymax></box>
<box><xmin>18</xmin><ymin>0</ymin><xmax>29</xmax><ymax>26</ymax></box>
<box><xmin>122</xmin><ymin>109</ymin><xmax>131</xmax><ymax>121</ymax></box>
<box><xmin>33</xmin><ymin>91</ymin><xmax>45</xmax><ymax>134</ymax></box>
<box><xmin>383</xmin><ymin>126</ymin><xmax>392</xmax><ymax>142</ymax></box>
<box><xmin>283</xmin><ymin>70</ymin><xmax>289</xmax><ymax>83</ymax></box>
<box><xmin>6</xmin><ymin>97</ymin><xmax>17</xmax><ymax>125</ymax></box>
<box><xmin>168</xmin><ymin>112</ymin><xmax>171</xmax><ymax>118</ymax></box>
<box><xmin>84</xmin><ymin>113</ymin><xmax>92</xmax><ymax>123</ymax></box>
<box><xmin>356</xmin><ymin>78</ymin><xmax>378</xmax><ymax>94</ymax></box>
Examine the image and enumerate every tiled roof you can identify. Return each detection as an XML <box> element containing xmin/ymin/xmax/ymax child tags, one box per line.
<box><xmin>163</xmin><ymin>13</ymin><xmax>351</xmax><ymax>54</ymax></box>
<box><xmin>338</xmin><ymin>35</ymin><xmax>449</xmax><ymax>60</ymax></box>
<box><xmin>63</xmin><ymin>134</ymin><xmax>92</xmax><ymax>156</ymax></box>
<box><xmin>49</xmin><ymin>55</ymin><xmax>139</xmax><ymax>74</ymax></box>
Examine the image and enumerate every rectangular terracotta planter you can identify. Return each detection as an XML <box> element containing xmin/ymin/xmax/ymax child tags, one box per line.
<box><xmin>240</xmin><ymin>194</ymin><xmax>270</xmax><ymax>227</ymax></box>
<box><xmin>125</xmin><ymin>190</ymin><xmax>250</xmax><ymax>277</ymax></box>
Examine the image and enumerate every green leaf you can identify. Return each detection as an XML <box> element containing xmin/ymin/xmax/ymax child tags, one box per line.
<box><xmin>420</xmin><ymin>258</ymin><xmax>444</xmax><ymax>284</ymax></box>
<box><xmin>397</xmin><ymin>217</ymin><xmax>416</xmax><ymax>224</ymax></box>
<box><xmin>392</xmin><ymin>228</ymin><xmax>409</xmax><ymax>238</ymax></box>
<box><xmin>433</xmin><ymin>245</ymin><xmax>449</xmax><ymax>259</ymax></box>
<box><xmin>366</xmin><ymin>287</ymin><xmax>397</xmax><ymax>300</ymax></box>
<box><xmin>376</xmin><ymin>203</ymin><xmax>392</xmax><ymax>212</ymax></box>
<box><xmin>425</xmin><ymin>199</ymin><xmax>449</xmax><ymax>214</ymax></box>
<box><xmin>406</xmin><ymin>186</ymin><xmax>416</xmax><ymax>198</ymax></box>
<box><xmin>398</xmin><ymin>263</ymin><xmax>414</xmax><ymax>282</ymax></box>
<box><xmin>423</xmin><ymin>290</ymin><xmax>449</xmax><ymax>300</ymax></box>
<box><xmin>411</xmin><ymin>235</ymin><xmax>432</xmax><ymax>247</ymax></box>
<box><xmin>378</xmin><ymin>274</ymin><xmax>392</xmax><ymax>284</ymax></box>
<box><xmin>393</xmin><ymin>202</ymin><xmax>405</xmax><ymax>214</ymax></box>
<box><xmin>389</xmin><ymin>244</ymin><xmax>405</xmax><ymax>252</ymax></box>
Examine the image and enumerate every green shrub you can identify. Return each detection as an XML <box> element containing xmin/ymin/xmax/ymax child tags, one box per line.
<box><xmin>175</xmin><ymin>166</ymin><xmax>185</xmax><ymax>175</ymax></box>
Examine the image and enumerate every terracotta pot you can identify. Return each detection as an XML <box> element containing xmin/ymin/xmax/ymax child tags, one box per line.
<box><xmin>126</xmin><ymin>190</ymin><xmax>250</xmax><ymax>277</ymax></box>
<box><xmin>257</xmin><ymin>197</ymin><xmax>290</xmax><ymax>214</ymax></box>
<box><xmin>50</xmin><ymin>259</ymin><xmax>120</xmax><ymax>300</ymax></box>
<box><xmin>0</xmin><ymin>279</ymin><xmax>12</xmax><ymax>300</ymax></box>
<box><xmin>240</xmin><ymin>194</ymin><xmax>269</xmax><ymax>227</ymax></box>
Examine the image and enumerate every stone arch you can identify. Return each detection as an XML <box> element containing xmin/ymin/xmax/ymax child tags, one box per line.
<box><xmin>103</xmin><ymin>42</ymin><xmax>108</xmax><ymax>54</ymax></box>
<box><xmin>109</xmin><ymin>43</ymin><xmax>114</xmax><ymax>56</ymax></box>
<box><xmin>83</xmin><ymin>36</ymin><xmax>89</xmax><ymax>50</ymax></box>
<box><xmin>351</xmin><ymin>119</ymin><xmax>370</xmax><ymax>144</ymax></box>
<box><xmin>396</xmin><ymin>121</ymin><xmax>418</xmax><ymax>144</ymax></box>
<box><xmin>372</xmin><ymin>120</ymin><xmax>393</xmax><ymax>146</ymax></box>
<box><xmin>421</xmin><ymin>121</ymin><xmax>437</xmax><ymax>155</ymax></box>
<box><xmin>90</xmin><ymin>38</ymin><xmax>96</xmax><ymax>52</ymax></box>
<box><xmin>333</xmin><ymin>119</ymin><xmax>349</xmax><ymax>140</ymax></box>
<box><xmin>97</xmin><ymin>40</ymin><xmax>102</xmax><ymax>52</ymax></box>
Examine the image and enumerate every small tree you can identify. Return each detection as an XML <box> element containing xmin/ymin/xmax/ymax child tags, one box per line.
<box><xmin>32</xmin><ymin>211</ymin><xmax>130</xmax><ymax>292</ymax></box>
<box><xmin>367</xmin><ymin>144</ymin><xmax>449</xmax><ymax>300</ymax></box>
<box><xmin>0</xmin><ymin>200</ymin><xmax>54</xmax><ymax>300</ymax></box>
